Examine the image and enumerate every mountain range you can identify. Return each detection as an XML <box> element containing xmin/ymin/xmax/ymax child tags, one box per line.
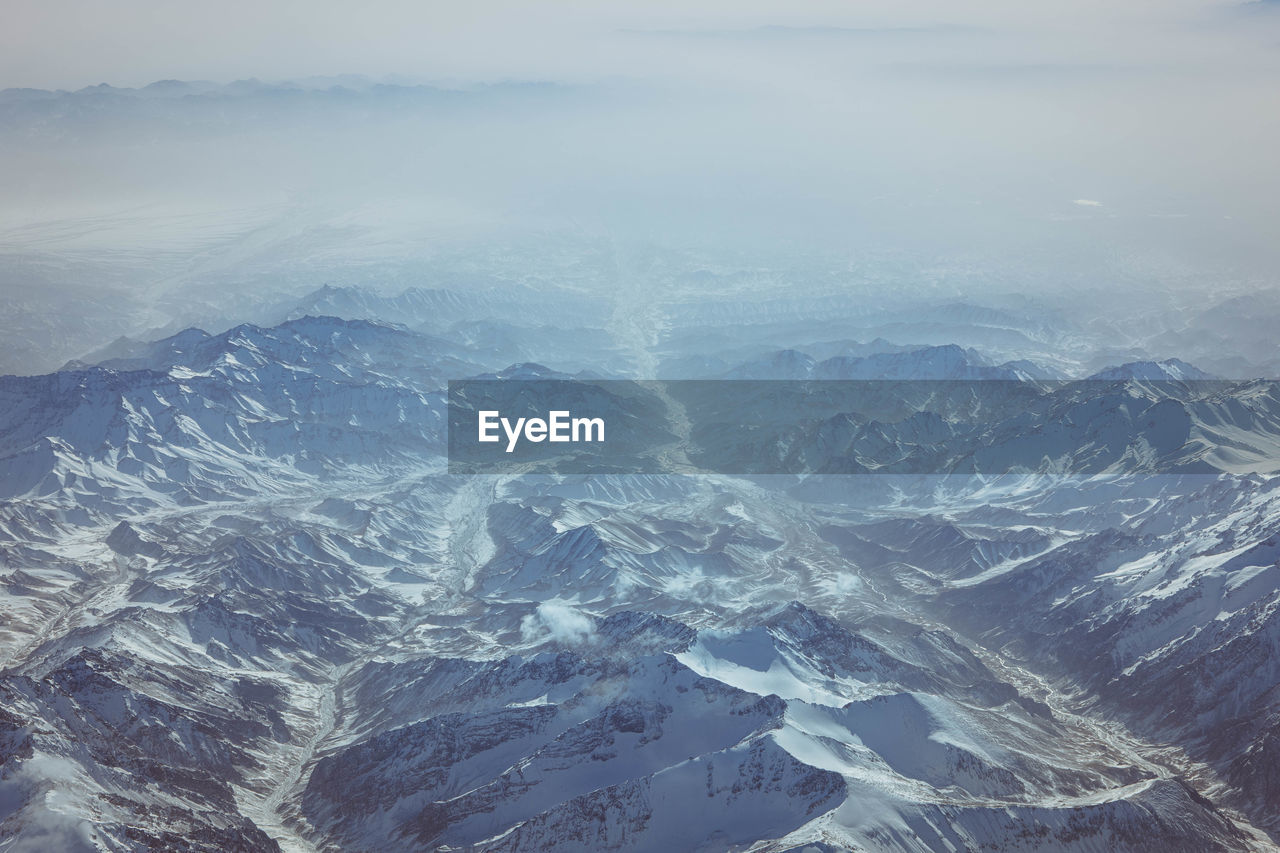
<box><xmin>2</xmin><ymin>310</ymin><xmax>1279</xmax><ymax>850</ymax></box>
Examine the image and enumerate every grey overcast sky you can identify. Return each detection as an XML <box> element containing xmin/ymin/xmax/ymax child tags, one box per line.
<box><xmin>2</xmin><ymin>0</ymin><xmax>1275</xmax><ymax>90</ymax></box>
<box><xmin>2</xmin><ymin>0</ymin><xmax>1280</xmax><ymax>374</ymax></box>
<box><xmin>3</xmin><ymin>0</ymin><xmax>1279</xmax><ymax>267</ymax></box>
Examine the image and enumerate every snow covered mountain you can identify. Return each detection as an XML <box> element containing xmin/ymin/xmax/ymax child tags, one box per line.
<box><xmin>0</xmin><ymin>317</ymin><xmax>462</xmax><ymax>519</ymax></box>
<box><xmin>722</xmin><ymin>344</ymin><xmax>1045</xmax><ymax>381</ymax></box>
<box><xmin>2</xmin><ymin>315</ymin><xmax>1279</xmax><ymax>851</ymax></box>
<box><xmin>1087</xmin><ymin>359</ymin><xmax>1218</xmax><ymax>382</ymax></box>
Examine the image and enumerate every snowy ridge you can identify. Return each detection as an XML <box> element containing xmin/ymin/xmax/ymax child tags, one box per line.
<box><xmin>0</xmin><ymin>315</ymin><xmax>1278</xmax><ymax>850</ymax></box>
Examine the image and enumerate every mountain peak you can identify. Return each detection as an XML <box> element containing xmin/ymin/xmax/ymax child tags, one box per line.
<box><xmin>1087</xmin><ymin>358</ymin><xmax>1216</xmax><ymax>381</ymax></box>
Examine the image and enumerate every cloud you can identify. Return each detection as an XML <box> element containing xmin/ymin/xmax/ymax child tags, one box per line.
<box><xmin>1073</xmin><ymin>199</ymin><xmax>1104</xmax><ymax>207</ymax></box>
<box><xmin>520</xmin><ymin>600</ymin><xmax>597</xmax><ymax>645</ymax></box>
<box><xmin>0</xmin><ymin>755</ymin><xmax>101</xmax><ymax>853</ymax></box>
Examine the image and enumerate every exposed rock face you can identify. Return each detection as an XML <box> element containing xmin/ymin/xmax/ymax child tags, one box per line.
<box><xmin>0</xmin><ymin>319</ymin><xmax>1277</xmax><ymax>851</ymax></box>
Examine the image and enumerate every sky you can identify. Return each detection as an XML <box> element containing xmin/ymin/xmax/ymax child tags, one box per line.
<box><xmin>3</xmin><ymin>1</ymin><xmax>1277</xmax><ymax>240</ymax></box>
<box><xmin>2</xmin><ymin>0</ymin><xmax>1276</xmax><ymax>90</ymax></box>
<box><xmin>0</xmin><ymin>0</ymin><xmax>1278</xmax><ymax>375</ymax></box>
<box><xmin>1</xmin><ymin>0</ymin><xmax>1279</xmax><ymax>306</ymax></box>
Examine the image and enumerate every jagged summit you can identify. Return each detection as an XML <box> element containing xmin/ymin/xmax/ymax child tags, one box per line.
<box><xmin>1088</xmin><ymin>358</ymin><xmax>1217</xmax><ymax>381</ymax></box>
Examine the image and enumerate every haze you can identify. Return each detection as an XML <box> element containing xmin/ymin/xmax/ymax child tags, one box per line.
<box><xmin>0</xmin><ymin>0</ymin><xmax>1278</xmax><ymax>374</ymax></box>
